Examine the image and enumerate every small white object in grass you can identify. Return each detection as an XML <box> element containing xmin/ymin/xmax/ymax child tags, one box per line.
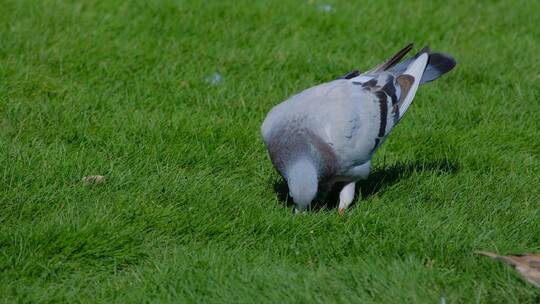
<box><xmin>82</xmin><ymin>175</ymin><xmax>106</xmax><ymax>185</ymax></box>
<box><xmin>319</xmin><ymin>4</ymin><xmax>333</xmax><ymax>12</ymax></box>
<box><xmin>205</xmin><ymin>72</ymin><xmax>222</xmax><ymax>85</ymax></box>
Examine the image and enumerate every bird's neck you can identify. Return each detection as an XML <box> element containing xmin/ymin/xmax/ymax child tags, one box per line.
<box><xmin>268</xmin><ymin>126</ymin><xmax>337</xmax><ymax>181</ymax></box>
<box><xmin>286</xmin><ymin>157</ymin><xmax>319</xmax><ymax>182</ymax></box>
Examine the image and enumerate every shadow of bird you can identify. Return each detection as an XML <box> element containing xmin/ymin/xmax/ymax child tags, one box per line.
<box><xmin>271</xmin><ymin>158</ymin><xmax>459</xmax><ymax>212</ymax></box>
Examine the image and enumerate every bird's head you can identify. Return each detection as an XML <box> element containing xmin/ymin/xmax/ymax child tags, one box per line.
<box><xmin>286</xmin><ymin>158</ymin><xmax>318</xmax><ymax>212</ymax></box>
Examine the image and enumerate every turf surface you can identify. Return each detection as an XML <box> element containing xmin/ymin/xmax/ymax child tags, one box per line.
<box><xmin>1</xmin><ymin>0</ymin><xmax>539</xmax><ymax>303</ymax></box>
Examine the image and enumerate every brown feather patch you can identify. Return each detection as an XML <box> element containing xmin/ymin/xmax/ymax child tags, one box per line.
<box><xmin>396</xmin><ymin>74</ymin><xmax>415</xmax><ymax>106</ymax></box>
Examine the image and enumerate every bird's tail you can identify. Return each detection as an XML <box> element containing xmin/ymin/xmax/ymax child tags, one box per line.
<box><xmin>390</xmin><ymin>46</ymin><xmax>456</xmax><ymax>85</ymax></box>
<box><xmin>389</xmin><ymin>46</ymin><xmax>456</xmax><ymax>120</ymax></box>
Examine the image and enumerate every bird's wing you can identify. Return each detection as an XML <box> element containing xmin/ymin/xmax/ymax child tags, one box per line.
<box><xmin>338</xmin><ymin>52</ymin><xmax>428</xmax><ymax>156</ymax></box>
<box><xmin>350</xmin><ymin>51</ymin><xmax>429</xmax><ymax>120</ymax></box>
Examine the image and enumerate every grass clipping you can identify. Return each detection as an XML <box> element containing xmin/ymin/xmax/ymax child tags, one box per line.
<box><xmin>82</xmin><ymin>175</ymin><xmax>106</xmax><ymax>186</ymax></box>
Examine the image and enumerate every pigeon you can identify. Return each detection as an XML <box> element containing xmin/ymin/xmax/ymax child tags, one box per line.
<box><xmin>261</xmin><ymin>43</ymin><xmax>456</xmax><ymax>213</ymax></box>
<box><xmin>476</xmin><ymin>251</ymin><xmax>540</xmax><ymax>288</ymax></box>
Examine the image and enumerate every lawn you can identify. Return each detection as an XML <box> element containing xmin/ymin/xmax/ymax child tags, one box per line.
<box><xmin>1</xmin><ymin>0</ymin><xmax>539</xmax><ymax>303</ymax></box>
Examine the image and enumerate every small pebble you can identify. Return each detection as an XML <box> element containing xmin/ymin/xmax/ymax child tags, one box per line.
<box><xmin>320</xmin><ymin>4</ymin><xmax>333</xmax><ymax>12</ymax></box>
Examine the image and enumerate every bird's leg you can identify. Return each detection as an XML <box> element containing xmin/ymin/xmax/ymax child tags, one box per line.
<box><xmin>338</xmin><ymin>182</ymin><xmax>356</xmax><ymax>215</ymax></box>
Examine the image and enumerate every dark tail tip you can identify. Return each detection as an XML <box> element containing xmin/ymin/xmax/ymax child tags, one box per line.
<box><xmin>431</xmin><ymin>52</ymin><xmax>457</xmax><ymax>71</ymax></box>
<box><xmin>420</xmin><ymin>52</ymin><xmax>457</xmax><ymax>84</ymax></box>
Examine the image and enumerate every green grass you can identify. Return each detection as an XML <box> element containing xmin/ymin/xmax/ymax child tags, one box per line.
<box><xmin>1</xmin><ymin>0</ymin><xmax>539</xmax><ymax>302</ymax></box>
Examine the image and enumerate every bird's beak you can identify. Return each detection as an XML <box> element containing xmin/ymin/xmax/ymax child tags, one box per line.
<box><xmin>292</xmin><ymin>206</ymin><xmax>311</xmax><ymax>215</ymax></box>
<box><xmin>292</xmin><ymin>207</ymin><xmax>303</xmax><ymax>215</ymax></box>
<box><xmin>338</xmin><ymin>208</ymin><xmax>345</xmax><ymax>216</ymax></box>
